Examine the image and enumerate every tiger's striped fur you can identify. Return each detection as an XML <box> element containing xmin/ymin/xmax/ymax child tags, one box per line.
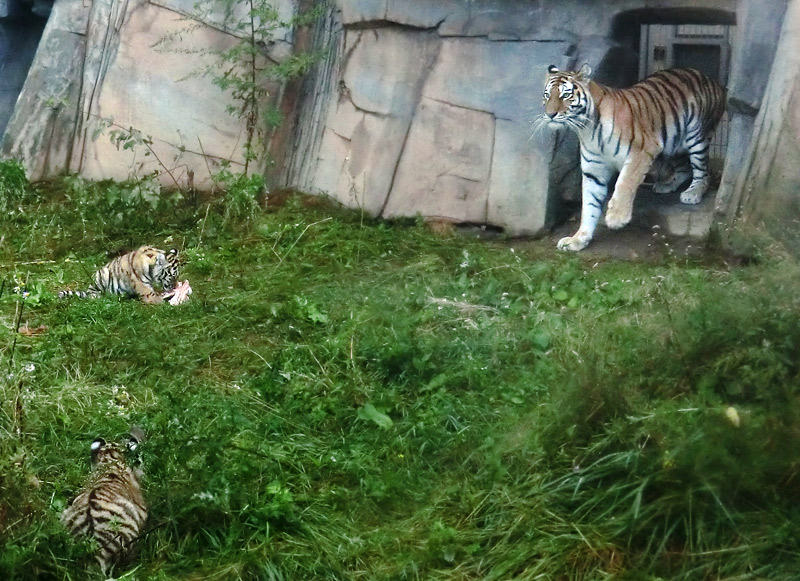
<box><xmin>542</xmin><ymin>65</ymin><xmax>725</xmax><ymax>251</ymax></box>
<box><xmin>58</xmin><ymin>245</ymin><xmax>180</xmax><ymax>304</ymax></box>
<box><xmin>61</xmin><ymin>429</ymin><xmax>147</xmax><ymax>574</ymax></box>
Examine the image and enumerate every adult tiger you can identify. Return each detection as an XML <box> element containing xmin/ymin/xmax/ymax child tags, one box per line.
<box><xmin>58</xmin><ymin>245</ymin><xmax>180</xmax><ymax>304</ymax></box>
<box><xmin>61</xmin><ymin>428</ymin><xmax>147</xmax><ymax>575</ymax></box>
<box><xmin>542</xmin><ymin>64</ymin><xmax>725</xmax><ymax>251</ymax></box>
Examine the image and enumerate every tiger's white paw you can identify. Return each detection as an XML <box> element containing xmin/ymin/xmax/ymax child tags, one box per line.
<box><xmin>557</xmin><ymin>234</ymin><xmax>590</xmax><ymax>252</ymax></box>
<box><xmin>679</xmin><ymin>188</ymin><xmax>704</xmax><ymax>205</ymax></box>
<box><xmin>604</xmin><ymin>205</ymin><xmax>632</xmax><ymax>230</ymax></box>
<box><xmin>680</xmin><ymin>178</ymin><xmax>708</xmax><ymax>205</ymax></box>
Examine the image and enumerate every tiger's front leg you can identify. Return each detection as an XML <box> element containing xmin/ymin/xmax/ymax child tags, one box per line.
<box><xmin>604</xmin><ymin>153</ymin><xmax>654</xmax><ymax>230</ymax></box>
<box><xmin>557</xmin><ymin>165</ymin><xmax>613</xmax><ymax>251</ymax></box>
<box><xmin>130</xmin><ymin>278</ymin><xmax>164</xmax><ymax>304</ymax></box>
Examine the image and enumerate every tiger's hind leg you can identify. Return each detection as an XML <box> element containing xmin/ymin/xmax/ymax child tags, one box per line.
<box><xmin>680</xmin><ymin>137</ymin><xmax>711</xmax><ymax>205</ymax></box>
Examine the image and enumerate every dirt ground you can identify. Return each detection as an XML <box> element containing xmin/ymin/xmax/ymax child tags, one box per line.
<box><xmin>546</xmin><ymin>214</ymin><xmax>707</xmax><ymax>262</ymax></box>
<box><xmin>451</xmin><ymin>188</ymin><xmax>718</xmax><ymax>262</ymax></box>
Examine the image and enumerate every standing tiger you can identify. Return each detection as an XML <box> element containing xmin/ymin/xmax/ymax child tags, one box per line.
<box><xmin>61</xmin><ymin>428</ymin><xmax>147</xmax><ymax>575</ymax></box>
<box><xmin>542</xmin><ymin>65</ymin><xmax>726</xmax><ymax>251</ymax></box>
<box><xmin>58</xmin><ymin>245</ymin><xmax>180</xmax><ymax>304</ymax></box>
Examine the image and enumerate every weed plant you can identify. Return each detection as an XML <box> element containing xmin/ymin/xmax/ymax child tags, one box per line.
<box><xmin>1</xmin><ymin>168</ymin><xmax>799</xmax><ymax>579</ymax></box>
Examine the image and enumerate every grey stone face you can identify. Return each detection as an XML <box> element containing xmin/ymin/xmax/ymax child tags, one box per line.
<box><xmin>2</xmin><ymin>0</ymin><xmax>295</xmax><ymax>186</ymax></box>
<box><xmin>289</xmin><ymin>2</ymin><xmax>581</xmax><ymax>236</ymax></box>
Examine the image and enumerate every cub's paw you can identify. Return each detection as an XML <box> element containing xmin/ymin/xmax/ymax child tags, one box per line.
<box><xmin>653</xmin><ymin>170</ymin><xmax>692</xmax><ymax>194</ymax></box>
<box><xmin>557</xmin><ymin>234</ymin><xmax>589</xmax><ymax>252</ymax></box>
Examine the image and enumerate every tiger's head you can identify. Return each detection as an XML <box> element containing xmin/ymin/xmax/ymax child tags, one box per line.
<box><xmin>90</xmin><ymin>427</ymin><xmax>144</xmax><ymax>479</ymax></box>
<box><xmin>152</xmin><ymin>248</ymin><xmax>181</xmax><ymax>293</ymax></box>
<box><xmin>542</xmin><ymin>64</ymin><xmax>593</xmax><ymax>129</ymax></box>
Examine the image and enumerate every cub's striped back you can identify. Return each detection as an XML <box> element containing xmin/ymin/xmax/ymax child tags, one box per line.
<box><xmin>58</xmin><ymin>245</ymin><xmax>180</xmax><ymax>304</ymax></box>
<box><xmin>61</xmin><ymin>428</ymin><xmax>147</xmax><ymax>574</ymax></box>
<box><xmin>541</xmin><ymin>65</ymin><xmax>725</xmax><ymax>251</ymax></box>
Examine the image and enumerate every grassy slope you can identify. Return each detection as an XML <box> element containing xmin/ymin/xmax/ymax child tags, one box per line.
<box><xmin>1</xmin><ymin>172</ymin><xmax>799</xmax><ymax>580</ymax></box>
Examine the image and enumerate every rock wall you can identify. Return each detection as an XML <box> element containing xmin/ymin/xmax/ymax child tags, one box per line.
<box><xmin>1</xmin><ymin>0</ymin><xmax>295</xmax><ymax>185</ymax></box>
<box><xmin>0</xmin><ymin>9</ymin><xmax>47</xmax><ymax>136</ymax></box>
<box><xmin>722</xmin><ymin>0</ymin><xmax>800</xmax><ymax>252</ymax></box>
<box><xmin>714</xmin><ymin>0</ymin><xmax>787</xmax><ymax>217</ymax></box>
<box><xmin>280</xmin><ymin>0</ymin><xmax>738</xmax><ymax>236</ymax></box>
<box><xmin>5</xmin><ymin>0</ymin><xmax>797</xmax><ymax>242</ymax></box>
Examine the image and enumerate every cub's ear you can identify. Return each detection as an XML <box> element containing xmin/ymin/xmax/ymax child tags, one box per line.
<box><xmin>168</xmin><ymin>248</ymin><xmax>178</xmax><ymax>256</ymax></box>
<box><xmin>577</xmin><ymin>63</ymin><xmax>592</xmax><ymax>79</ymax></box>
<box><xmin>128</xmin><ymin>425</ymin><xmax>145</xmax><ymax>449</ymax></box>
<box><xmin>547</xmin><ymin>65</ymin><xmax>559</xmax><ymax>74</ymax></box>
<box><xmin>90</xmin><ymin>438</ymin><xmax>106</xmax><ymax>463</ymax></box>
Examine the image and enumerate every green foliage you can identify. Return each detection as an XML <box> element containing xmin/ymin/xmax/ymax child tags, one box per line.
<box><xmin>212</xmin><ymin>163</ymin><xmax>265</xmax><ymax>222</ymax></box>
<box><xmin>0</xmin><ymin>159</ymin><xmax>32</xmax><ymax>212</ymax></box>
<box><xmin>60</xmin><ymin>174</ymin><xmax>184</xmax><ymax>230</ymax></box>
<box><xmin>189</xmin><ymin>0</ymin><xmax>321</xmax><ymax>173</ymax></box>
<box><xmin>1</xmin><ymin>183</ymin><xmax>800</xmax><ymax>579</ymax></box>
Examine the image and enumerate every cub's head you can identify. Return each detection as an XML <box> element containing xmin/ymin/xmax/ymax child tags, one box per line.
<box><xmin>153</xmin><ymin>248</ymin><xmax>180</xmax><ymax>292</ymax></box>
<box><xmin>90</xmin><ymin>427</ymin><xmax>144</xmax><ymax>479</ymax></box>
<box><xmin>542</xmin><ymin>64</ymin><xmax>593</xmax><ymax>127</ymax></box>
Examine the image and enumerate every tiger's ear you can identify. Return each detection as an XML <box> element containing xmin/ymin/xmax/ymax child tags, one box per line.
<box><xmin>577</xmin><ymin>63</ymin><xmax>592</xmax><ymax>80</ymax></box>
<box><xmin>547</xmin><ymin>65</ymin><xmax>559</xmax><ymax>74</ymax></box>
<box><xmin>128</xmin><ymin>426</ymin><xmax>145</xmax><ymax>449</ymax></box>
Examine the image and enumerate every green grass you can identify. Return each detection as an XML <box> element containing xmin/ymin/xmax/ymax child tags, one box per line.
<box><xmin>1</xmin><ymin>163</ymin><xmax>800</xmax><ymax>579</ymax></box>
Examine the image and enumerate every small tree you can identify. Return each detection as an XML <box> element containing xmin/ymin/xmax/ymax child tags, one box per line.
<box><xmin>192</xmin><ymin>0</ymin><xmax>320</xmax><ymax>176</ymax></box>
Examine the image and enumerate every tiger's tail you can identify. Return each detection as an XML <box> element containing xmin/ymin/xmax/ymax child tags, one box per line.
<box><xmin>57</xmin><ymin>288</ymin><xmax>99</xmax><ymax>299</ymax></box>
<box><xmin>58</xmin><ymin>264</ymin><xmax>114</xmax><ymax>299</ymax></box>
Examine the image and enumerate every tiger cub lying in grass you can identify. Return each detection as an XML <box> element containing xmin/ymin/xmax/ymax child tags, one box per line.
<box><xmin>58</xmin><ymin>245</ymin><xmax>181</xmax><ymax>304</ymax></box>
<box><xmin>61</xmin><ymin>428</ymin><xmax>147</xmax><ymax>575</ymax></box>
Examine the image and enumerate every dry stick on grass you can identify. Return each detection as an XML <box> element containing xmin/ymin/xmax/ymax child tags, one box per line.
<box><xmin>426</xmin><ymin>296</ymin><xmax>501</xmax><ymax>315</ymax></box>
<box><xmin>274</xmin><ymin>217</ymin><xmax>333</xmax><ymax>265</ymax></box>
<box><xmin>9</xmin><ymin>296</ymin><xmax>25</xmax><ymax>442</ymax></box>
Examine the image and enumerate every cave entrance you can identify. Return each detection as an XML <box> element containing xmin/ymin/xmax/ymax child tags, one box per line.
<box><xmin>612</xmin><ymin>8</ymin><xmax>736</xmax><ymax>171</ymax></box>
<box><xmin>0</xmin><ymin>1</ymin><xmax>52</xmax><ymax>137</ymax></box>
<box><xmin>639</xmin><ymin>23</ymin><xmax>734</xmax><ymax>164</ymax></box>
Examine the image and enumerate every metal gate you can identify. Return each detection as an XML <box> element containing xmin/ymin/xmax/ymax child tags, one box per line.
<box><xmin>639</xmin><ymin>24</ymin><xmax>733</xmax><ymax>165</ymax></box>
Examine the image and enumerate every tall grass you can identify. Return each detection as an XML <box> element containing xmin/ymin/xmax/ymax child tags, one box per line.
<box><xmin>1</xmin><ymin>168</ymin><xmax>799</xmax><ymax>579</ymax></box>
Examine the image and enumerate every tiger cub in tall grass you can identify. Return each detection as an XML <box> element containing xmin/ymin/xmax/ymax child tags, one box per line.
<box><xmin>58</xmin><ymin>245</ymin><xmax>180</xmax><ymax>304</ymax></box>
<box><xmin>541</xmin><ymin>65</ymin><xmax>726</xmax><ymax>251</ymax></box>
<box><xmin>61</xmin><ymin>428</ymin><xmax>147</xmax><ymax>574</ymax></box>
